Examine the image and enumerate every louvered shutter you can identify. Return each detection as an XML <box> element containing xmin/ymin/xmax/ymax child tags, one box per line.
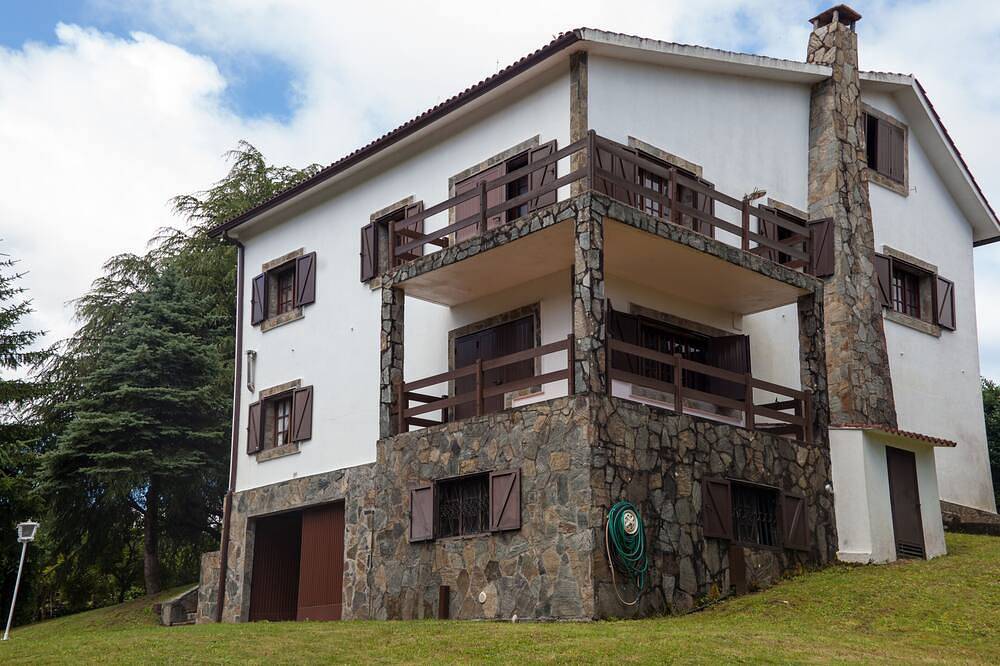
<box><xmin>247</xmin><ymin>401</ymin><xmax>263</xmax><ymax>454</ymax></box>
<box><xmin>295</xmin><ymin>252</ymin><xmax>316</xmax><ymax>306</ymax></box>
<box><xmin>706</xmin><ymin>335</ymin><xmax>751</xmax><ymax>401</ymax></box>
<box><xmin>702</xmin><ymin>477</ymin><xmax>732</xmax><ymax>539</ymax></box>
<box><xmin>399</xmin><ymin>202</ymin><xmax>425</xmax><ymax>257</ymax></box>
<box><xmin>489</xmin><ymin>469</ymin><xmax>521</xmax><ymax>531</ymax></box>
<box><xmin>809</xmin><ymin>218</ymin><xmax>835</xmax><ymax>278</ymax></box>
<box><xmin>251</xmin><ymin>273</ymin><xmax>267</xmax><ymax>325</ymax></box>
<box><xmin>877</xmin><ymin>118</ymin><xmax>892</xmax><ymax>178</ymax></box>
<box><xmin>360</xmin><ymin>223</ymin><xmax>377</xmax><ymax>282</ymax></box>
<box><xmin>889</xmin><ymin>125</ymin><xmax>905</xmax><ymax>183</ymax></box>
<box><xmin>781</xmin><ymin>491</ymin><xmax>809</xmax><ymax>551</ymax></box>
<box><xmin>528</xmin><ymin>141</ymin><xmax>557</xmax><ymax>211</ymax></box>
<box><xmin>757</xmin><ymin>208</ymin><xmax>780</xmax><ymax>264</ymax></box>
<box><xmin>935</xmin><ymin>276</ymin><xmax>956</xmax><ymax>331</ymax></box>
<box><xmin>291</xmin><ymin>386</ymin><xmax>313</xmax><ymax>442</ymax></box>
<box><xmin>695</xmin><ymin>177</ymin><xmax>715</xmax><ymax>238</ymax></box>
<box><xmin>609</xmin><ymin>308</ymin><xmax>641</xmax><ymax>375</ymax></box>
<box><xmin>875</xmin><ymin>253</ymin><xmax>892</xmax><ymax>308</ymax></box>
<box><xmin>409</xmin><ymin>484</ymin><xmax>434</xmax><ymax>542</ymax></box>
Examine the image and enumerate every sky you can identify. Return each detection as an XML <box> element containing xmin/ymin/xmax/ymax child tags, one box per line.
<box><xmin>1</xmin><ymin>0</ymin><xmax>999</xmax><ymax>378</ymax></box>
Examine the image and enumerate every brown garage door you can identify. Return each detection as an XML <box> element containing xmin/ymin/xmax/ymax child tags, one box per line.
<box><xmin>248</xmin><ymin>512</ymin><xmax>302</xmax><ymax>622</ymax></box>
<box><xmin>886</xmin><ymin>446</ymin><xmax>926</xmax><ymax>559</ymax></box>
<box><xmin>296</xmin><ymin>502</ymin><xmax>346</xmax><ymax>621</ymax></box>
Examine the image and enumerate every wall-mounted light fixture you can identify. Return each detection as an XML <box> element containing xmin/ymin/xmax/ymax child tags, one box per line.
<box><xmin>246</xmin><ymin>350</ymin><xmax>257</xmax><ymax>393</ymax></box>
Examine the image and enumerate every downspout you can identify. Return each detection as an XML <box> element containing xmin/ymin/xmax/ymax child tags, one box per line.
<box><xmin>215</xmin><ymin>231</ymin><xmax>245</xmax><ymax>623</ymax></box>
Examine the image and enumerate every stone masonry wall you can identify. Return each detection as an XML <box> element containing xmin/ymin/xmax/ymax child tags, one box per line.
<box><xmin>371</xmin><ymin>396</ymin><xmax>596</xmax><ymax>620</ymax></box>
<box><xmin>806</xmin><ymin>18</ymin><xmax>897</xmax><ymax>427</ymax></box>
<box><xmin>590</xmin><ymin>396</ymin><xmax>837</xmax><ymax>617</ymax></box>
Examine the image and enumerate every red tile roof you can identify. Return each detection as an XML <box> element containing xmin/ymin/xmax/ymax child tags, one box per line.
<box><xmin>832</xmin><ymin>423</ymin><xmax>957</xmax><ymax>447</ymax></box>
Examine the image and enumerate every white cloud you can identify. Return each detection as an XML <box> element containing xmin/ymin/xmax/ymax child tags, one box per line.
<box><xmin>3</xmin><ymin>0</ymin><xmax>1000</xmax><ymax>378</ymax></box>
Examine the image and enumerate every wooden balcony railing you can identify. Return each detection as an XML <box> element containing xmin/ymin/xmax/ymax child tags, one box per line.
<box><xmin>389</xmin><ymin>131</ymin><xmax>814</xmax><ymax>272</ymax></box>
<box><xmin>608</xmin><ymin>338</ymin><xmax>813</xmax><ymax>444</ymax></box>
<box><xmin>397</xmin><ymin>334</ymin><xmax>574</xmax><ymax>432</ymax></box>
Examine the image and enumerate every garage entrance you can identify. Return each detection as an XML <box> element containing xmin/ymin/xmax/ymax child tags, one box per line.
<box><xmin>886</xmin><ymin>447</ymin><xmax>926</xmax><ymax>559</ymax></box>
<box><xmin>248</xmin><ymin>501</ymin><xmax>346</xmax><ymax>622</ymax></box>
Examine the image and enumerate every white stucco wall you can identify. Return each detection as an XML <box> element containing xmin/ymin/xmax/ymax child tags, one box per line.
<box><xmin>830</xmin><ymin>428</ymin><xmax>946</xmax><ymax>563</ymax></box>
<box><xmin>863</xmin><ymin>91</ymin><xmax>995</xmax><ymax>513</ymax></box>
<box><xmin>233</xmin><ymin>66</ymin><xmax>572</xmax><ymax>492</ymax></box>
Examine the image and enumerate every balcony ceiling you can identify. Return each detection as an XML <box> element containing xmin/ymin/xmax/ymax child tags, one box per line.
<box><xmin>399</xmin><ymin>221</ymin><xmax>574</xmax><ymax>306</ymax></box>
<box><xmin>604</xmin><ymin>221</ymin><xmax>809</xmax><ymax>315</ymax></box>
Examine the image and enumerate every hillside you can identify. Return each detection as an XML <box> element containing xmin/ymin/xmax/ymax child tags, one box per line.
<box><xmin>2</xmin><ymin>533</ymin><xmax>998</xmax><ymax>664</ymax></box>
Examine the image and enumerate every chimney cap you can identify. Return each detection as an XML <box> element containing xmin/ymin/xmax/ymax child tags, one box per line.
<box><xmin>810</xmin><ymin>4</ymin><xmax>862</xmax><ymax>29</ymax></box>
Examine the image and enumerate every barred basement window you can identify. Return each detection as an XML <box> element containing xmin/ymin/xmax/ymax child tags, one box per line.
<box><xmin>436</xmin><ymin>473</ymin><xmax>489</xmax><ymax>538</ymax></box>
<box><xmin>732</xmin><ymin>483</ymin><xmax>779</xmax><ymax>547</ymax></box>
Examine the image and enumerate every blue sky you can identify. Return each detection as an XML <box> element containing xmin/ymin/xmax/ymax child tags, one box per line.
<box><xmin>1</xmin><ymin>0</ymin><xmax>998</xmax><ymax>381</ymax></box>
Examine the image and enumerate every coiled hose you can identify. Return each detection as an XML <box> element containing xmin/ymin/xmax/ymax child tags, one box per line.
<box><xmin>605</xmin><ymin>500</ymin><xmax>648</xmax><ymax>606</ymax></box>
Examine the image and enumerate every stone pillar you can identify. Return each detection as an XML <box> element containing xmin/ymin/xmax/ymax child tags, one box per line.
<box><xmin>380</xmin><ymin>282</ymin><xmax>404</xmax><ymax>437</ymax></box>
<box><xmin>569</xmin><ymin>51</ymin><xmax>589</xmax><ymax>196</ymax></box>
<box><xmin>797</xmin><ymin>289</ymin><xmax>831</xmax><ymax>443</ymax></box>
<box><xmin>572</xmin><ymin>196</ymin><xmax>606</xmax><ymax>394</ymax></box>
<box><xmin>806</xmin><ymin>6</ymin><xmax>897</xmax><ymax>427</ymax></box>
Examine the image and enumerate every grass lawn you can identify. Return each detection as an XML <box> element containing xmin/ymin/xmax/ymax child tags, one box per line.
<box><xmin>2</xmin><ymin>533</ymin><xmax>998</xmax><ymax>664</ymax></box>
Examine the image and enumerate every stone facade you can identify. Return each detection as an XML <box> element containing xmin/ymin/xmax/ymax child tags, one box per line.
<box><xmin>806</xmin><ymin>15</ymin><xmax>897</xmax><ymax>428</ymax></box>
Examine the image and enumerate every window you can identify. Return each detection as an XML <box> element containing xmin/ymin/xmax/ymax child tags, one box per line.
<box><xmin>273</xmin><ymin>396</ymin><xmax>292</xmax><ymax>447</ymax></box>
<box><xmin>891</xmin><ymin>265</ymin><xmax>921</xmax><ymax>319</ymax></box>
<box><xmin>731</xmin><ymin>483</ymin><xmax>779</xmax><ymax>548</ymax></box>
<box><xmin>275</xmin><ymin>267</ymin><xmax>295</xmax><ymax>315</ymax></box>
<box><xmin>875</xmin><ymin>252</ymin><xmax>956</xmax><ymax>330</ymax></box>
<box><xmin>504</xmin><ymin>151</ymin><xmax>530</xmax><ymax>222</ymax></box>
<box><xmin>251</xmin><ymin>252</ymin><xmax>316</xmax><ymax>326</ymax></box>
<box><xmin>246</xmin><ymin>385</ymin><xmax>314</xmax><ymax>455</ymax></box>
<box><xmin>436</xmin><ymin>474</ymin><xmax>490</xmax><ymax>538</ymax></box>
<box><xmin>608</xmin><ymin>308</ymin><xmax>710</xmax><ymax>391</ymax></box>
<box><xmin>635</xmin><ymin>153</ymin><xmax>714</xmax><ymax>236</ymax></box>
<box><xmin>864</xmin><ymin>111</ymin><xmax>905</xmax><ymax>185</ymax></box>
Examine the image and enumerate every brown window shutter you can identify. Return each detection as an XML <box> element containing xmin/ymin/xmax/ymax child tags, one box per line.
<box><xmin>757</xmin><ymin>208</ymin><xmax>780</xmax><ymax>264</ymax></box>
<box><xmin>781</xmin><ymin>491</ymin><xmax>809</xmax><ymax>551</ymax></box>
<box><xmin>409</xmin><ymin>484</ymin><xmax>434</xmax><ymax>542</ymax></box>
<box><xmin>609</xmin><ymin>307</ymin><xmax>641</xmax><ymax>375</ymax></box>
<box><xmin>360</xmin><ymin>223</ymin><xmax>377</xmax><ymax>282</ymax></box>
<box><xmin>593</xmin><ymin>145</ymin><xmax>636</xmax><ymax>208</ymax></box>
<box><xmin>400</xmin><ymin>202</ymin><xmax>425</xmax><ymax>257</ymax></box>
<box><xmin>702</xmin><ymin>477</ymin><xmax>732</xmax><ymax>539</ymax></box>
<box><xmin>889</xmin><ymin>125</ymin><xmax>905</xmax><ymax>183</ymax></box>
<box><xmin>247</xmin><ymin>401</ymin><xmax>263</xmax><ymax>454</ymax></box>
<box><xmin>706</xmin><ymin>335</ymin><xmax>751</xmax><ymax>400</ymax></box>
<box><xmin>528</xmin><ymin>141</ymin><xmax>557</xmax><ymax>211</ymax></box>
<box><xmin>809</xmin><ymin>218</ymin><xmax>835</xmax><ymax>278</ymax></box>
<box><xmin>251</xmin><ymin>273</ymin><xmax>267</xmax><ymax>325</ymax></box>
<box><xmin>295</xmin><ymin>252</ymin><xmax>316</xmax><ymax>306</ymax></box>
<box><xmin>876</xmin><ymin>118</ymin><xmax>892</xmax><ymax>177</ymax></box>
<box><xmin>696</xmin><ymin>177</ymin><xmax>716</xmax><ymax>238</ymax></box>
<box><xmin>489</xmin><ymin>469</ymin><xmax>521</xmax><ymax>531</ymax></box>
<box><xmin>935</xmin><ymin>276</ymin><xmax>956</xmax><ymax>330</ymax></box>
<box><xmin>291</xmin><ymin>386</ymin><xmax>313</xmax><ymax>442</ymax></box>
<box><xmin>875</xmin><ymin>253</ymin><xmax>892</xmax><ymax>308</ymax></box>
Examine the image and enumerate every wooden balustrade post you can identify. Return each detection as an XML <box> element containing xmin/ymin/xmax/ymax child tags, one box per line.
<box><xmin>566</xmin><ymin>333</ymin><xmax>576</xmax><ymax>396</ymax></box>
<box><xmin>475</xmin><ymin>358</ymin><xmax>484</xmax><ymax>417</ymax></box>
<box><xmin>478</xmin><ymin>181</ymin><xmax>488</xmax><ymax>236</ymax></box>
<box><xmin>667</xmin><ymin>168</ymin><xmax>678</xmax><ymax>224</ymax></box>
<box><xmin>741</xmin><ymin>198</ymin><xmax>751</xmax><ymax>252</ymax></box>
<box><xmin>744</xmin><ymin>373</ymin><xmax>755</xmax><ymax>431</ymax></box>
<box><xmin>587</xmin><ymin>130</ymin><xmax>596</xmax><ymax>191</ymax></box>
<box><xmin>673</xmin><ymin>353</ymin><xmax>684</xmax><ymax>413</ymax></box>
<box><xmin>388</xmin><ymin>219</ymin><xmax>397</xmax><ymax>268</ymax></box>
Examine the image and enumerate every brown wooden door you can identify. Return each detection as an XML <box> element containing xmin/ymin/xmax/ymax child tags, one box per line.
<box><xmin>454</xmin><ymin>316</ymin><xmax>534</xmax><ymax>420</ymax></box>
<box><xmin>248</xmin><ymin>512</ymin><xmax>302</xmax><ymax>622</ymax></box>
<box><xmin>886</xmin><ymin>447</ymin><xmax>926</xmax><ymax>559</ymax></box>
<box><xmin>296</xmin><ymin>502</ymin><xmax>346</xmax><ymax>621</ymax></box>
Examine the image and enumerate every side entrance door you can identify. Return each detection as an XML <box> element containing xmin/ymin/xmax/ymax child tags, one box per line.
<box><xmin>296</xmin><ymin>502</ymin><xmax>346</xmax><ymax>620</ymax></box>
<box><xmin>886</xmin><ymin>446</ymin><xmax>926</xmax><ymax>559</ymax></box>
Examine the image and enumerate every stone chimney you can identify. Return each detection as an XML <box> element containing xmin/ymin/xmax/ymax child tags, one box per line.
<box><xmin>805</xmin><ymin>5</ymin><xmax>898</xmax><ymax>427</ymax></box>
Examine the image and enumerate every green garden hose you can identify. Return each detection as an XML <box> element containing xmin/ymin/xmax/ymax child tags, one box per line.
<box><xmin>605</xmin><ymin>500</ymin><xmax>649</xmax><ymax>606</ymax></box>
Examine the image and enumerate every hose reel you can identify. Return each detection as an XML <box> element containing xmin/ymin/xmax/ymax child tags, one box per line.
<box><xmin>605</xmin><ymin>500</ymin><xmax>649</xmax><ymax>606</ymax></box>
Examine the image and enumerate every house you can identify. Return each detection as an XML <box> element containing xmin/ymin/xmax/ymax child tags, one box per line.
<box><xmin>196</xmin><ymin>5</ymin><xmax>999</xmax><ymax>623</ymax></box>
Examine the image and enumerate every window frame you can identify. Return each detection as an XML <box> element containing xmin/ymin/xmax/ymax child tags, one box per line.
<box><xmin>261</xmin><ymin>389</ymin><xmax>295</xmax><ymax>452</ymax></box>
<box><xmin>730</xmin><ymin>481</ymin><xmax>782</xmax><ymax>551</ymax></box>
<box><xmin>862</xmin><ymin>105</ymin><xmax>908</xmax><ymax>196</ymax></box>
<box><xmin>891</xmin><ymin>264</ymin><xmax>922</xmax><ymax>320</ymax></box>
<box><xmin>434</xmin><ymin>472</ymin><xmax>491</xmax><ymax>539</ymax></box>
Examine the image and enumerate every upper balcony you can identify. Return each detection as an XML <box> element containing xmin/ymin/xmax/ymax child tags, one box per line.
<box><xmin>383</xmin><ymin>131</ymin><xmax>829</xmax><ymax>311</ymax></box>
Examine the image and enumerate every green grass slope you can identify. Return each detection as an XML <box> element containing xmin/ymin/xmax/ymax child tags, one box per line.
<box><xmin>2</xmin><ymin>533</ymin><xmax>998</xmax><ymax>664</ymax></box>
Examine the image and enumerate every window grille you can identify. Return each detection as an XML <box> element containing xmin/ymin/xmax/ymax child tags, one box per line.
<box><xmin>732</xmin><ymin>483</ymin><xmax>779</xmax><ymax>547</ymax></box>
<box><xmin>436</xmin><ymin>474</ymin><xmax>489</xmax><ymax>538</ymax></box>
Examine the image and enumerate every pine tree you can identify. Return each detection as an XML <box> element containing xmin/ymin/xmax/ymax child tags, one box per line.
<box><xmin>0</xmin><ymin>249</ymin><xmax>49</xmax><ymax>622</ymax></box>
<box><xmin>41</xmin><ymin>267</ymin><xmax>228</xmax><ymax>594</ymax></box>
